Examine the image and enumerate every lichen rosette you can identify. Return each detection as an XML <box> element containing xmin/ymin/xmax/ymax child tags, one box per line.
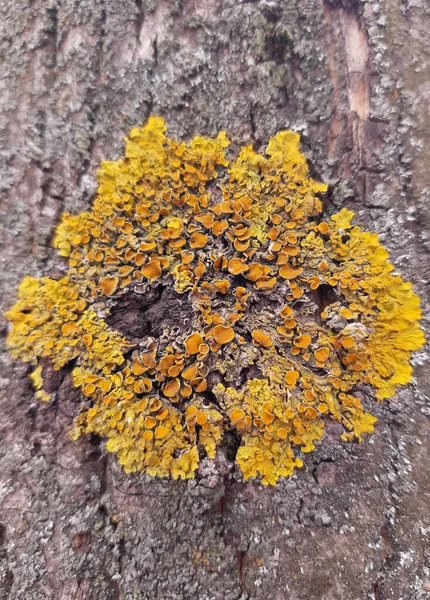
<box><xmin>5</xmin><ymin>117</ymin><xmax>424</xmax><ymax>485</ymax></box>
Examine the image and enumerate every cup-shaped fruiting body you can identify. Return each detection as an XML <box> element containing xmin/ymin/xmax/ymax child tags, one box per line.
<box><xmin>5</xmin><ymin>117</ymin><xmax>424</xmax><ymax>485</ymax></box>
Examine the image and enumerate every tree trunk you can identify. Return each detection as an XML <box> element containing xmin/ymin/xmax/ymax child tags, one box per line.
<box><xmin>1</xmin><ymin>1</ymin><xmax>429</xmax><ymax>599</ymax></box>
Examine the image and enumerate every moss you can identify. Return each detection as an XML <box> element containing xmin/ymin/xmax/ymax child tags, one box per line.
<box><xmin>5</xmin><ymin>117</ymin><xmax>424</xmax><ymax>485</ymax></box>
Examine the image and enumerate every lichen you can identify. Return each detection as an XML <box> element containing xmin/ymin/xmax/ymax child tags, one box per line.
<box><xmin>5</xmin><ymin>117</ymin><xmax>424</xmax><ymax>485</ymax></box>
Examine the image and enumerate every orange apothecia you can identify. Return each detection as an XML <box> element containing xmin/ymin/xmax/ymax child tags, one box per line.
<box><xmin>5</xmin><ymin>117</ymin><xmax>424</xmax><ymax>485</ymax></box>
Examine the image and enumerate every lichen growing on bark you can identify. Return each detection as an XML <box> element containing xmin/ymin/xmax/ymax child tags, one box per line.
<box><xmin>5</xmin><ymin>117</ymin><xmax>424</xmax><ymax>485</ymax></box>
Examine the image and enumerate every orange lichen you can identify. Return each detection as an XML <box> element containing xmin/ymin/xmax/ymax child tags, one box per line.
<box><xmin>141</xmin><ymin>260</ymin><xmax>162</xmax><ymax>280</ymax></box>
<box><xmin>185</xmin><ymin>332</ymin><xmax>203</xmax><ymax>355</ymax></box>
<box><xmin>293</xmin><ymin>334</ymin><xmax>312</xmax><ymax>349</ymax></box>
<box><xmin>279</xmin><ymin>264</ymin><xmax>303</xmax><ymax>279</ymax></box>
<box><xmin>212</xmin><ymin>324</ymin><xmax>235</xmax><ymax>345</ymax></box>
<box><xmin>101</xmin><ymin>276</ymin><xmax>119</xmax><ymax>296</ymax></box>
<box><xmin>190</xmin><ymin>232</ymin><xmax>208</xmax><ymax>249</ymax></box>
<box><xmin>252</xmin><ymin>330</ymin><xmax>273</xmax><ymax>348</ymax></box>
<box><xmin>314</xmin><ymin>347</ymin><xmax>330</xmax><ymax>363</ymax></box>
<box><xmin>5</xmin><ymin>117</ymin><xmax>424</xmax><ymax>485</ymax></box>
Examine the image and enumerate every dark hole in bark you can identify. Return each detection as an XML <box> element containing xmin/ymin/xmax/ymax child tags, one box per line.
<box><xmin>204</xmin><ymin>369</ymin><xmax>225</xmax><ymax>408</ymax></box>
<box><xmin>200</xmin><ymin>387</ymin><xmax>219</xmax><ymax>407</ymax></box>
<box><xmin>206</xmin><ymin>370</ymin><xmax>224</xmax><ymax>390</ymax></box>
<box><xmin>40</xmin><ymin>360</ymin><xmax>68</xmax><ymax>394</ymax></box>
<box><xmin>247</xmin><ymin>364</ymin><xmax>264</xmax><ymax>380</ymax></box>
<box><xmin>0</xmin><ymin>523</ymin><xmax>6</xmax><ymax>547</ymax></box>
<box><xmin>233</xmin><ymin>273</ymin><xmax>251</xmax><ymax>288</ymax></box>
<box><xmin>31</xmin><ymin>439</ymin><xmax>42</xmax><ymax>456</ymax></box>
<box><xmin>307</xmin><ymin>365</ymin><xmax>328</xmax><ymax>377</ymax></box>
<box><xmin>224</xmin><ymin>429</ymin><xmax>242</xmax><ymax>462</ymax></box>
<box><xmin>263</xmin><ymin>31</ymin><xmax>292</xmax><ymax>64</ymax></box>
<box><xmin>313</xmin><ymin>283</ymin><xmax>338</xmax><ymax>312</ymax></box>
<box><xmin>260</xmin><ymin>3</ymin><xmax>282</xmax><ymax>23</ymax></box>
<box><xmin>106</xmin><ymin>285</ymin><xmax>195</xmax><ymax>343</ymax></box>
<box><xmin>4</xmin><ymin>570</ymin><xmax>14</xmax><ymax>596</ymax></box>
<box><xmin>237</xmin><ymin>364</ymin><xmax>264</xmax><ymax>387</ymax></box>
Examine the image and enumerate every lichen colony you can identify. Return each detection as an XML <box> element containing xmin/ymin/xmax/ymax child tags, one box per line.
<box><xmin>6</xmin><ymin>117</ymin><xmax>424</xmax><ymax>485</ymax></box>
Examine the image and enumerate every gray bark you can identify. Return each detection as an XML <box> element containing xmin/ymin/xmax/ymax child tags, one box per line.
<box><xmin>0</xmin><ymin>1</ymin><xmax>429</xmax><ymax>599</ymax></box>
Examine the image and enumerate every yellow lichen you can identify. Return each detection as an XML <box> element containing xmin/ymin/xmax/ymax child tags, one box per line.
<box><xmin>30</xmin><ymin>365</ymin><xmax>51</xmax><ymax>403</ymax></box>
<box><xmin>5</xmin><ymin>117</ymin><xmax>424</xmax><ymax>485</ymax></box>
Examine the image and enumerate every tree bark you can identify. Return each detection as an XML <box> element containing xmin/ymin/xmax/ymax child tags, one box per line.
<box><xmin>0</xmin><ymin>1</ymin><xmax>429</xmax><ymax>599</ymax></box>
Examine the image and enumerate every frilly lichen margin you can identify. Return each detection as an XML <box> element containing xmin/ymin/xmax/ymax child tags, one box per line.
<box><xmin>5</xmin><ymin>117</ymin><xmax>424</xmax><ymax>485</ymax></box>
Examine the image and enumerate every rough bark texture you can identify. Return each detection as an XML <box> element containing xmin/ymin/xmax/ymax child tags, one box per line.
<box><xmin>0</xmin><ymin>1</ymin><xmax>429</xmax><ymax>599</ymax></box>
